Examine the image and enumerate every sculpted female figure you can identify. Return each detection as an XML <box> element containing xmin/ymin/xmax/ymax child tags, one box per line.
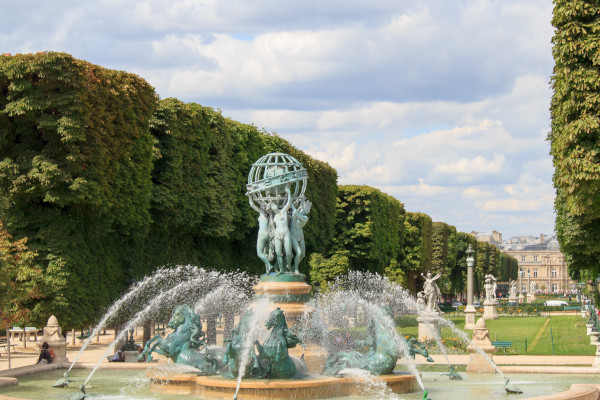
<box><xmin>290</xmin><ymin>196</ymin><xmax>312</xmax><ymax>274</ymax></box>
<box><xmin>421</xmin><ymin>271</ymin><xmax>442</xmax><ymax>313</ymax></box>
<box><xmin>270</xmin><ymin>185</ymin><xmax>293</xmax><ymax>274</ymax></box>
<box><xmin>248</xmin><ymin>196</ymin><xmax>274</xmax><ymax>274</ymax></box>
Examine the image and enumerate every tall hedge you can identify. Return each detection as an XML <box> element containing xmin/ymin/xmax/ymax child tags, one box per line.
<box><xmin>0</xmin><ymin>54</ymin><xmax>338</xmax><ymax>327</ymax></box>
<box><xmin>0</xmin><ymin>52</ymin><xmax>158</xmax><ymax>327</ymax></box>
<box><xmin>310</xmin><ymin>185</ymin><xmax>404</xmax><ymax>286</ymax></box>
<box><xmin>399</xmin><ymin>212</ymin><xmax>433</xmax><ymax>292</ymax></box>
<box><xmin>550</xmin><ymin>0</ymin><xmax>600</xmax><ymax>276</ymax></box>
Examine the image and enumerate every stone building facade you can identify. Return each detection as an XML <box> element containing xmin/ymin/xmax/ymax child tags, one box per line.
<box><xmin>504</xmin><ymin>238</ymin><xmax>575</xmax><ymax>294</ymax></box>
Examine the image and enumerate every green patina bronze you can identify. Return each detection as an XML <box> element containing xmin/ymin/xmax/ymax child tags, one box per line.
<box><xmin>323</xmin><ymin>316</ymin><xmax>433</xmax><ymax>376</ymax></box>
<box><xmin>222</xmin><ymin>307</ymin><xmax>301</xmax><ymax>379</ymax></box>
<box><xmin>440</xmin><ymin>364</ymin><xmax>463</xmax><ymax>380</ymax></box>
<box><xmin>255</xmin><ymin>307</ymin><xmax>302</xmax><ymax>379</ymax></box>
<box><xmin>246</xmin><ymin>153</ymin><xmax>311</xmax><ymax>275</ymax></box>
<box><xmin>138</xmin><ymin>305</ymin><xmax>224</xmax><ymax>375</ymax></box>
<box><xmin>222</xmin><ymin>310</ymin><xmax>265</xmax><ymax>379</ymax></box>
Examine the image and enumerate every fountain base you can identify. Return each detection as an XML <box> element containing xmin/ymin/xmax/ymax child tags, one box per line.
<box><xmin>149</xmin><ymin>373</ymin><xmax>421</xmax><ymax>399</ymax></box>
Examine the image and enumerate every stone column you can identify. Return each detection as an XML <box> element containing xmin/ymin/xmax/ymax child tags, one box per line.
<box><xmin>518</xmin><ymin>268</ymin><xmax>524</xmax><ymax>303</ymax></box>
<box><xmin>37</xmin><ymin>315</ymin><xmax>69</xmax><ymax>366</ymax></box>
<box><xmin>464</xmin><ymin>245</ymin><xmax>476</xmax><ymax>330</ymax></box>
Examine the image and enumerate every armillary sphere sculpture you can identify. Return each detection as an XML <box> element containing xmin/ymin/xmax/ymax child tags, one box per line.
<box><xmin>246</xmin><ymin>153</ymin><xmax>311</xmax><ymax>275</ymax></box>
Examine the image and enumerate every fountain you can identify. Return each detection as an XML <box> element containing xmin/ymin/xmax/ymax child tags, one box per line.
<box><xmin>4</xmin><ymin>152</ymin><xmax>598</xmax><ymax>400</ymax></box>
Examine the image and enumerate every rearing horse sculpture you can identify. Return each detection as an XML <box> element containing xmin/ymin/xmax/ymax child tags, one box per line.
<box><xmin>138</xmin><ymin>304</ymin><xmax>224</xmax><ymax>374</ymax></box>
<box><xmin>254</xmin><ymin>307</ymin><xmax>302</xmax><ymax>379</ymax></box>
<box><xmin>323</xmin><ymin>313</ymin><xmax>434</xmax><ymax>376</ymax></box>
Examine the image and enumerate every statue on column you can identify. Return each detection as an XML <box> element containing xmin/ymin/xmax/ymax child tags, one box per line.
<box><xmin>509</xmin><ymin>279</ymin><xmax>518</xmax><ymax>298</ymax></box>
<box><xmin>421</xmin><ymin>271</ymin><xmax>442</xmax><ymax>313</ymax></box>
<box><xmin>484</xmin><ymin>274</ymin><xmax>497</xmax><ymax>302</ymax></box>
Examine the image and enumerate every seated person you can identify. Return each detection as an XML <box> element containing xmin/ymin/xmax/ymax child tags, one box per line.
<box><xmin>110</xmin><ymin>349</ymin><xmax>125</xmax><ymax>362</ymax></box>
<box><xmin>37</xmin><ymin>342</ymin><xmax>54</xmax><ymax>364</ymax></box>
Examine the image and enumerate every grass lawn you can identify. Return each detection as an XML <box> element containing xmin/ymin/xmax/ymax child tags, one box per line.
<box><xmin>397</xmin><ymin>315</ymin><xmax>593</xmax><ymax>356</ymax></box>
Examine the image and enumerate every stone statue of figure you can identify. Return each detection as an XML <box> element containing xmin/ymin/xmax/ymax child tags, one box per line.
<box><xmin>269</xmin><ymin>185</ymin><xmax>293</xmax><ymax>274</ymax></box>
<box><xmin>248</xmin><ymin>196</ymin><xmax>275</xmax><ymax>274</ymax></box>
<box><xmin>484</xmin><ymin>274</ymin><xmax>497</xmax><ymax>302</ymax></box>
<box><xmin>290</xmin><ymin>196</ymin><xmax>312</xmax><ymax>274</ymax></box>
<box><xmin>421</xmin><ymin>271</ymin><xmax>442</xmax><ymax>313</ymax></box>
<box><xmin>509</xmin><ymin>279</ymin><xmax>518</xmax><ymax>298</ymax></box>
<box><xmin>530</xmin><ymin>282</ymin><xmax>537</xmax><ymax>293</ymax></box>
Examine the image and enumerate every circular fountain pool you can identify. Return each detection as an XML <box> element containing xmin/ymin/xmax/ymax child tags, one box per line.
<box><xmin>0</xmin><ymin>369</ymin><xmax>599</xmax><ymax>400</ymax></box>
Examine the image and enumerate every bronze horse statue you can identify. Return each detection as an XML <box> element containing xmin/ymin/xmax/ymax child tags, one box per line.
<box><xmin>138</xmin><ymin>305</ymin><xmax>224</xmax><ymax>374</ymax></box>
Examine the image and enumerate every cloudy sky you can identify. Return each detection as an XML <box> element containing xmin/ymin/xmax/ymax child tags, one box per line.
<box><xmin>2</xmin><ymin>0</ymin><xmax>556</xmax><ymax>238</ymax></box>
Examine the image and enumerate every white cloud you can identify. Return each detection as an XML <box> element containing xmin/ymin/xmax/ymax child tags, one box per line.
<box><xmin>0</xmin><ymin>0</ymin><xmax>556</xmax><ymax>237</ymax></box>
<box><xmin>433</xmin><ymin>154</ymin><xmax>505</xmax><ymax>175</ymax></box>
<box><xmin>462</xmin><ymin>187</ymin><xmax>493</xmax><ymax>199</ymax></box>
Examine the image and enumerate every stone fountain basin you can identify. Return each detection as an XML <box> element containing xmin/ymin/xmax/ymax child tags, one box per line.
<box><xmin>1</xmin><ymin>368</ymin><xmax>600</xmax><ymax>399</ymax></box>
<box><xmin>149</xmin><ymin>373</ymin><xmax>420</xmax><ymax>399</ymax></box>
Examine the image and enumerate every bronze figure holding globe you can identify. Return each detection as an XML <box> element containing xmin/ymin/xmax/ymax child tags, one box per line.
<box><xmin>246</xmin><ymin>153</ymin><xmax>310</xmax><ymax>275</ymax></box>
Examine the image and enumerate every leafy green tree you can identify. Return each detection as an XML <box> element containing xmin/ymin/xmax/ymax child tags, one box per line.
<box><xmin>550</xmin><ymin>0</ymin><xmax>600</xmax><ymax>275</ymax></box>
<box><xmin>310</xmin><ymin>185</ymin><xmax>404</xmax><ymax>285</ymax></box>
<box><xmin>400</xmin><ymin>212</ymin><xmax>432</xmax><ymax>292</ymax></box>
<box><xmin>0</xmin><ymin>221</ymin><xmax>39</xmax><ymax>327</ymax></box>
<box><xmin>0</xmin><ymin>52</ymin><xmax>158</xmax><ymax>327</ymax></box>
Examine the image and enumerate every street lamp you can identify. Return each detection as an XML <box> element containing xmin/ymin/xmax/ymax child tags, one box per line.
<box><xmin>464</xmin><ymin>244</ymin><xmax>476</xmax><ymax>330</ymax></box>
<box><xmin>519</xmin><ymin>267</ymin><xmax>523</xmax><ymax>296</ymax></box>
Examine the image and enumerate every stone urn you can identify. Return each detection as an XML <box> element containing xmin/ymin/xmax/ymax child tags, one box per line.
<box><xmin>36</xmin><ymin>315</ymin><xmax>69</xmax><ymax>365</ymax></box>
<box><xmin>466</xmin><ymin>318</ymin><xmax>495</xmax><ymax>373</ymax></box>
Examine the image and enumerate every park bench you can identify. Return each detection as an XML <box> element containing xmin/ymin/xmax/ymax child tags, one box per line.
<box><xmin>491</xmin><ymin>340</ymin><xmax>512</xmax><ymax>355</ymax></box>
<box><xmin>77</xmin><ymin>329</ymin><xmax>92</xmax><ymax>341</ymax></box>
<box><xmin>564</xmin><ymin>306</ymin><xmax>579</xmax><ymax>311</ymax></box>
<box><xmin>0</xmin><ymin>339</ymin><xmax>17</xmax><ymax>353</ymax></box>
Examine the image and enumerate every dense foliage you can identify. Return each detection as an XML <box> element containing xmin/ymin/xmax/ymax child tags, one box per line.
<box><xmin>0</xmin><ymin>220</ymin><xmax>39</xmax><ymax>327</ymax></box>
<box><xmin>311</xmin><ymin>185</ymin><xmax>517</xmax><ymax>296</ymax></box>
<box><xmin>0</xmin><ymin>53</ymin><xmax>338</xmax><ymax>327</ymax></box>
<box><xmin>550</xmin><ymin>0</ymin><xmax>600</xmax><ymax>275</ymax></box>
<box><xmin>0</xmin><ymin>52</ymin><xmax>158</xmax><ymax>327</ymax></box>
<box><xmin>310</xmin><ymin>185</ymin><xmax>405</xmax><ymax>286</ymax></box>
<box><xmin>0</xmin><ymin>53</ymin><xmax>516</xmax><ymax>328</ymax></box>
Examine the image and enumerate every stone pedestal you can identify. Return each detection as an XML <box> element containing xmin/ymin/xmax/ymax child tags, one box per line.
<box><xmin>590</xmin><ymin>331</ymin><xmax>599</xmax><ymax>345</ymax></box>
<box><xmin>508</xmin><ymin>296</ymin><xmax>518</xmax><ymax>306</ymax></box>
<box><xmin>592</xmin><ymin>341</ymin><xmax>600</xmax><ymax>368</ymax></box>
<box><xmin>36</xmin><ymin>315</ymin><xmax>69</xmax><ymax>365</ymax></box>
<box><xmin>464</xmin><ymin>305</ymin><xmax>477</xmax><ymax>331</ymax></box>
<box><xmin>417</xmin><ymin>315</ymin><xmax>441</xmax><ymax>341</ymax></box>
<box><xmin>254</xmin><ymin>273</ymin><xmax>324</xmax><ymax>373</ymax></box>
<box><xmin>482</xmin><ymin>301</ymin><xmax>499</xmax><ymax>320</ymax></box>
<box><xmin>526</xmin><ymin>294</ymin><xmax>535</xmax><ymax>303</ymax></box>
<box><xmin>466</xmin><ymin>318</ymin><xmax>496</xmax><ymax>374</ymax></box>
<box><xmin>518</xmin><ymin>294</ymin><xmax>524</xmax><ymax>304</ymax></box>
<box><xmin>586</xmin><ymin>323</ymin><xmax>594</xmax><ymax>335</ymax></box>
<box><xmin>253</xmin><ymin>273</ymin><xmax>312</xmax><ymax>325</ymax></box>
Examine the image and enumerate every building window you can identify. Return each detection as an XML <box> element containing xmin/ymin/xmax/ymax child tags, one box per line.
<box><xmin>533</xmin><ymin>255</ymin><xmax>538</xmax><ymax>262</ymax></box>
<box><xmin>520</xmin><ymin>269</ymin><xmax>525</xmax><ymax>277</ymax></box>
<box><xmin>533</xmin><ymin>269</ymin><xmax>538</xmax><ymax>278</ymax></box>
<box><xmin>521</xmin><ymin>256</ymin><xmax>526</xmax><ymax>262</ymax></box>
<box><xmin>552</xmin><ymin>269</ymin><xmax>557</xmax><ymax>278</ymax></box>
<box><xmin>551</xmin><ymin>283</ymin><xmax>557</xmax><ymax>292</ymax></box>
<box><xmin>522</xmin><ymin>284</ymin><xmax>527</xmax><ymax>292</ymax></box>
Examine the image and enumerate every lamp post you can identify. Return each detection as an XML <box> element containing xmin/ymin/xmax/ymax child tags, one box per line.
<box><xmin>527</xmin><ymin>267</ymin><xmax>531</xmax><ymax>303</ymax></box>
<box><xmin>464</xmin><ymin>244</ymin><xmax>476</xmax><ymax>330</ymax></box>
<box><xmin>518</xmin><ymin>267</ymin><xmax>524</xmax><ymax>303</ymax></box>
